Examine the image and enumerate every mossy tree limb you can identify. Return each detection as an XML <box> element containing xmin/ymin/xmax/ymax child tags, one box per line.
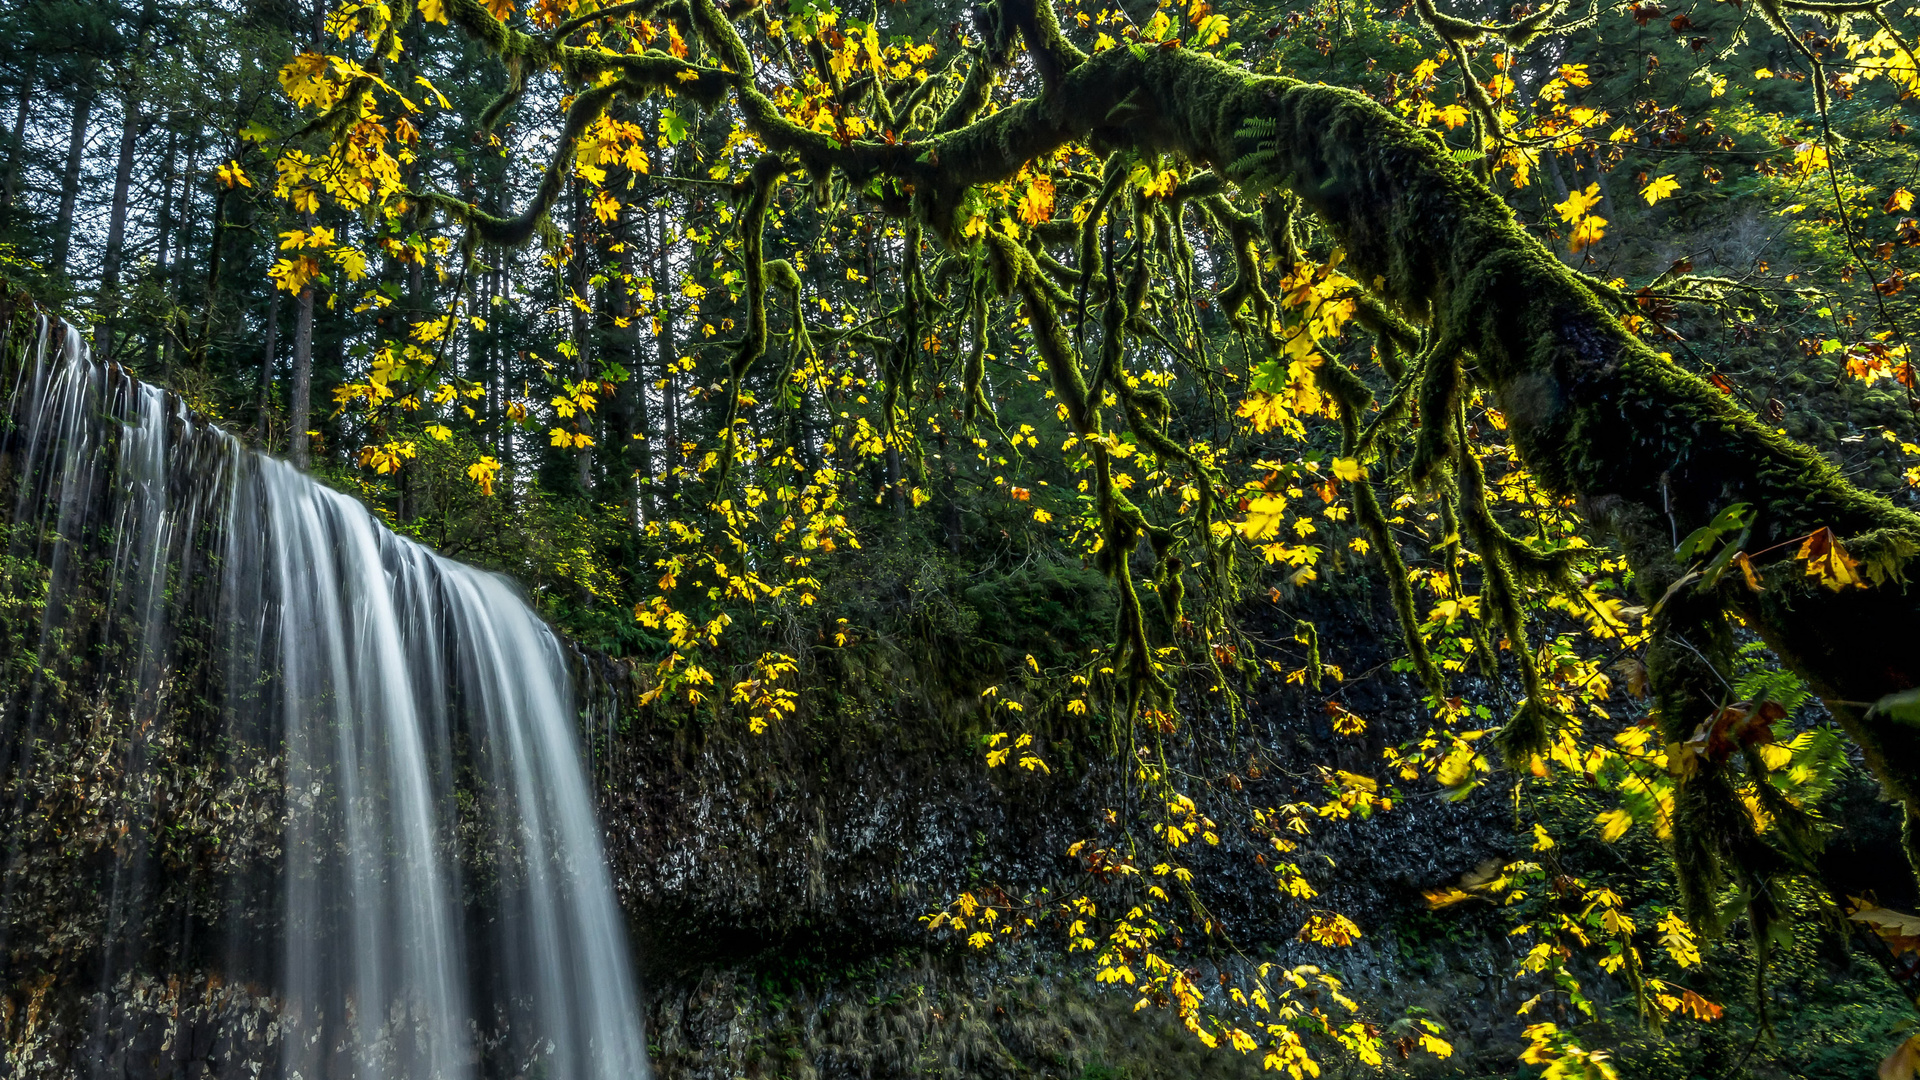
<box><xmin>417</xmin><ymin>0</ymin><xmax>1920</xmax><ymax>807</ymax></box>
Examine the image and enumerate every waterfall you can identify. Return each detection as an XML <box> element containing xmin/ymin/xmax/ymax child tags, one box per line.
<box><xmin>0</xmin><ymin>316</ymin><xmax>648</xmax><ymax>1080</ymax></box>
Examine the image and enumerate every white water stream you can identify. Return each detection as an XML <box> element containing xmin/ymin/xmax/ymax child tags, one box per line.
<box><xmin>4</xmin><ymin>318</ymin><xmax>648</xmax><ymax>1080</ymax></box>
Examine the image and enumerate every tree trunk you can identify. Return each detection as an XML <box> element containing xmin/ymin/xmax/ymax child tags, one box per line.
<box><xmin>148</xmin><ymin>118</ymin><xmax>180</xmax><ymax>372</ymax></box>
<box><xmin>630</xmin><ymin>288</ymin><xmax>655</xmax><ymax>522</ymax></box>
<box><xmin>258</xmin><ymin>286</ymin><xmax>280</xmax><ymax>444</ymax></box>
<box><xmin>289</xmin><ymin>283</ymin><xmax>314</xmax><ymax>469</ymax></box>
<box><xmin>655</xmin><ymin>202</ymin><xmax>679</xmax><ymax>502</ymax></box>
<box><xmin>2</xmin><ymin>55</ymin><xmax>35</xmax><ymax>212</ymax></box>
<box><xmin>97</xmin><ymin>90</ymin><xmax>144</xmax><ymax>364</ymax></box>
<box><xmin>178</xmin><ymin>133</ymin><xmax>215</xmax><ymax>380</ymax></box>
<box><xmin>52</xmin><ymin>88</ymin><xmax>94</xmax><ymax>280</ymax></box>
<box><xmin>569</xmin><ymin>182</ymin><xmax>593</xmax><ymax>495</ymax></box>
<box><xmin>605</xmin><ymin>204</ymin><xmax>643</xmax><ymax>529</ymax></box>
<box><xmin>937</xmin><ymin>430</ymin><xmax>961</xmax><ymax>554</ymax></box>
<box><xmin>173</xmin><ymin>128</ymin><xmax>198</xmax><ymax>277</ymax></box>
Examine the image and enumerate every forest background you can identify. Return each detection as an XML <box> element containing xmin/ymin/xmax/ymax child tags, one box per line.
<box><xmin>10</xmin><ymin>0</ymin><xmax>1920</xmax><ymax>1073</ymax></box>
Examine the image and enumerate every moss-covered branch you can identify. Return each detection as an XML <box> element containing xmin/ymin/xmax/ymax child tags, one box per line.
<box><xmin>414</xmin><ymin>0</ymin><xmax>1920</xmax><ymax>809</ymax></box>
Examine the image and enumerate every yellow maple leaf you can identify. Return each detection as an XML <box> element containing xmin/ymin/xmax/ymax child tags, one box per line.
<box><xmin>1236</xmin><ymin>495</ymin><xmax>1289</xmax><ymax>541</ymax></box>
<box><xmin>418</xmin><ymin>0</ymin><xmax>448</xmax><ymax>23</ymax></box>
<box><xmin>1296</xmin><ymin>912</ymin><xmax>1360</xmax><ymax>946</ymax></box>
<box><xmin>465</xmin><ymin>455</ymin><xmax>500</xmax><ymax>496</ymax></box>
<box><xmin>1137</xmin><ymin>167</ymin><xmax>1178</xmax><ymax>198</ymax></box>
<box><xmin>1640</xmin><ymin>174</ymin><xmax>1680</xmax><ymax>204</ymax></box>
<box><xmin>1596</xmin><ymin>808</ymin><xmax>1632</xmax><ymax>842</ymax></box>
<box><xmin>1569</xmin><ymin>214</ymin><xmax>1607</xmax><ymax>253</ymax></box>
<box><xmin>1797</xmin><ymin>526</ymin><xmax>1864</xmax><ymax>591</ymax></box>
<box><xmin>1435</xmin><ymin>103</ymin><xmax>1470</xmax><ymax>129</ymax></box>
<box><xmin>1017</xmin><ymin>173</ymin><xmax>1055</xmax><ymax>225</ymax></box>
<box><xmin>216</xmin><ymin>160</ymin><xmax>252</xmax><ymax>188</ymax></box>
<box><xmin>1555</xmin><ymin>182</ymin><xmax>1603</xmax><ymax>224</ymax></box>
<box><xmin>1890</xmin><ymin>187</ymin><xmax>1916</xmax><ymax>212</ymax></box>
<box><xmin>277</xmin><ymin>52</ymin><xmax>338</xmax><ymax>110</ymax></box>
<box><xmin>1235</xmin><ymin>391</ymin><xmax>1304</xmax><ymax>438</ymax></box>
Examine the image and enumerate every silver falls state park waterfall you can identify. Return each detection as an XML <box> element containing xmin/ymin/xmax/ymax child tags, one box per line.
<box><xmin>0</xmin><ymin>316</ymin><xmax>650</xmax><ymax>1080</ymax></box>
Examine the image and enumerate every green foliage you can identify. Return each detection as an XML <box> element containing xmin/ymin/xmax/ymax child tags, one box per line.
<box><xmin>962</xmin><ymin>560</ymin><xmax>1117</xmax><ymax>670</ymax></box>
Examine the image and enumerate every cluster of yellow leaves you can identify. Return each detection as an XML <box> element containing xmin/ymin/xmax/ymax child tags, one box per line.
<box><xmin>356</xmin><ymin>439</ymin><xmax>417</xmax><ymax>474</ymax></box>
<box><xmin>215</xmin><ymin>160</ymin><xmax>252</xmax><ymax>189</ymax></box>
<box><xmin>576</xmin><ymin>112</ymin><xmax>651</xmax><ymax>191</ymax></box>
<box><xmin>1296</xmin><ymin>912</ymin><xmax>1361</xmax><ymax>947</ymax></box>
<box><xmin>1392</xmin><ymin>51</ymin><xmax>1612</xmax><ymax>190</ymax></box>
<box><xmin>465</xmin><ymin>455</ymin><xmax>502</xmax><ymax>496</ymax></box>
<box><xmin>1234</xmin><ymin>259</ymin><xmax>1358</xmax><ymax>445</ymax></box>
<box><xmin>268</xmin><ymin>226</ymin><xmax>368</xmax><ymax>295</ymax></box>
<box><xmin>1850</xmin><ymin>26</ymin><xmax>1920</xmax><ymax>98</ymax></box>
<box><xmin>1498</xmin><ymin>867</ymin><xmax>1726</xmax><ymax>1034</ymax></box>
<box><xmin>1313</xmin><ymin>767</ymin><xmax>1391</xmax><ymax>820</ymax></box>
<box><xmin>982</xmin><ymin>730</ymin><xmax>1051</xmax><ymax>773</ymax></box>
<box><xmin>730</xmin><ymin>652</ymin><xmax>799</xmax><ymax>734</ymax></box>
<box><xmin>1016</xmin><ymin>171</ymin><xmax>1055</xmax><ymax>226</ymax></box>
<box><xmin>1555</xmin><ymin>183</ymin><xmax>1607</xmax><ymax>255</ymax></box>
<box><xmin>1519</xmin><ymin>1025</ymin><xmax>1618</xmax><ymax>1080</ymax></box>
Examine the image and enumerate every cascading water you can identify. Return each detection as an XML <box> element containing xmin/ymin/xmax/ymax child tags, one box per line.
<box><xmin>0</xmin><ymin>315</ymin><xmax>648</xmax><ymax>1080</ymax></box>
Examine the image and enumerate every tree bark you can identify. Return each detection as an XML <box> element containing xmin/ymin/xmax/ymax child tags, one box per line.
<box><xmin>629</xmin><ymin>270</ymin><xmax>655</xmax><ymax>522</ymax></box>
<box><xmin>289</xmin><ymin>282</ymin><xmax>314</xmax><ymax>469</ymax></box>
<box><xmin>97</xmin><ymin>89</ymin><xmax>145</xmax><ymax>364</ymax></box>
<box><xmin>570</xmin><ymin>181</ymin><xmax>593</xmax><ymax>495</ymax></box>
<box><xmin>148</xmin><ymin>118</ymin><xmax>180</xmax><ymax>372</ymax></box>
<box><xmin>258</xmin><ymin>286</ymin><xmax>280</xmax><ymax>443</ymax></box>
<box><xmin>655</xmin><ymin>201</ymin><xmax>678</xmax><ymax>502</ymax></box>
<box><xmin>51</xmin><ymin>87</ymin><xmax>94</xmax><ymax>281</ymax></box>
<box><xmin>604</xmin><ymin>202</ymin><xmax>643</xmax><ymax>530</ymax></box>
<box><xmin>2</xmin><ymin>55</ymin><xmax>34</xmax><ymax>212</ymax></box>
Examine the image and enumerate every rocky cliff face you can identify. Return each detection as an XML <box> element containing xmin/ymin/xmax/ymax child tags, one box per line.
<box><xmin>572</xmin><ymin>592</ymin><xmax>1563</xmax><ymax>1080</ymax></box>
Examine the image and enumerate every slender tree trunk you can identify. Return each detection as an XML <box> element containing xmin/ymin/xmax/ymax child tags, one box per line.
<box><xmin>174</xmin><ymin>131</ymin><xmax>210</xmax><ymax>380</ymax></box>
<box><xmin>489</xmin><ymin>168</ymin><xmax>512</xmax><ymax>476</ymax></box>
<box><xmin>937</xmin><ymin>430</ymin><xmax>961</xmax><ymax>553</ymax></box>
<box><xmin>655</xmin><ymin>201</ymin><xmax>679</xmax><ymax>501</ymax></box>
<box><xmin>491</xmin><ymin>268</ymin><xmax>507</xmax><ymax>458</ymax></box>
<box><xmin>605</xmin><ymin>204</ymin><xmax>643</xmax><ymax>528</ymax></box>
<box><xmin>148</xmin><ymin>119</ymin><xmax>179</xmax><ymax>372</ymax></box>
<box><xmin>52</xmin><ymin>89</ymin><xmax>94</xmax><ymax>280</ymax></box>
<box><xmin>290</xmin><ymin>270</ymin><xmax>314</xmax><ymax>468</ymax></box>
<box><xmin>629</xmin><ymin>220</ymin><xmax>655</xmax><ymax>521</ymax></box>
<box><xmin>2</xmin><ymin>55</ymin><xmax>35</xmax><ymax>212</ymax></box>
<box><xmin>257</xmin><ymin>286</ymin><xmax>279</xmax><ymax>443</ymax></box>
<box><xmin>173</xmin><ymin>129</ymin><xmax>198</xmax><ymax>277</ymax></box>
<box><xmin>98</xmin><ymin>89</ymin><xmax>145</xmax><ymax>364</ymax></box>
<box><xmin>885</xmin><ymin>441</ymin><xmax>906</xmax><ymax>516</ymax></box>
<box><xmin>569</xmin><ymin>183</ymin><xmax>593</xmax><ymax>494</ymax></box>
